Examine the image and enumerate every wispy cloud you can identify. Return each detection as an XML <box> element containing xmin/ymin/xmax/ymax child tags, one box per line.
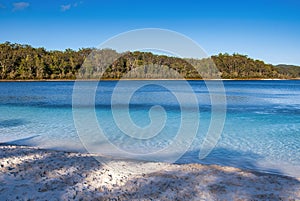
<box><xmin>60</xmin><ymin>1</ymin><xmax>83</xmax><ymax>12</ymax></box>
<box><xmin>12</xmin><ymin>2</ymin><xmax>29</xmax><ymax>11</ymax></box>
<box><xmin>0</xmin><ymin>3</ymin><xmax>5</xmax><ymax>9</ymax></box>
<box><xmin>61</xmin><ymin>4</ymin><xmax>71</xmax><ymax>12</ymax></box>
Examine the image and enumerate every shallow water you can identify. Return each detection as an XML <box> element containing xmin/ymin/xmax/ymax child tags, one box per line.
<box><xmin>0</xmin><ymin>80</ymin><xmax>299</xmax><ymax>177</ymax></box>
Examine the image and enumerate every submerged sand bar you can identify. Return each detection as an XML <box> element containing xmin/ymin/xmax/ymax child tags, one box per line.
<box><xmin>0</xmin><ymin>145</ymin><xmax>299</xmax><ymax>200</ymax></box>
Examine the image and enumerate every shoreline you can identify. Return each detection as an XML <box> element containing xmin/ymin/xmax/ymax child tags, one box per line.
<box><xmin>1</xmin><ymin>143</ymin><xmax>297</xmax><ymax>179</ymax></box>
<box><xmin>0</xmin><ymin>78</ymin><xmax>300</xmax><ymax>82</ymax></box>
<box><xmin>1</xmin><ymin>144</ymin><xmax>299</xmax><ymax>200</ymax></box>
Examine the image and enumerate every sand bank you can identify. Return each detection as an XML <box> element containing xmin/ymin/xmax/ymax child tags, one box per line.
<box><xmin>0</xmin><ymin>145</ymin><xmax>299</xmax><ymax>200</ymax></box>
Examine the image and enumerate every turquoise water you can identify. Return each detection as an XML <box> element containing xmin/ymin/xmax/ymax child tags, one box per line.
<box><xmin>0</xmin><ymin>81</ymin><xmax>299</xmax><ymax>177</ymax></box>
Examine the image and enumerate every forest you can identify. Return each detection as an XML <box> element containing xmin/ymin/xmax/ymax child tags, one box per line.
<box><xmin>0</xmin><ymin>42</ymin><xmax>299</xmax><ymax>80</ymax></box>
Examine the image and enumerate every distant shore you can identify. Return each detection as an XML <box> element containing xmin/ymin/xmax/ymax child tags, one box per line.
<box><xmin>1</xmin><ymin>144</ymin><xmax>299</xmax><ymax>200</ymax></box>
<box><xmin>0</xmin><ymin>78</ymin><xmax>300</xmax><ymax>82</ymax></box>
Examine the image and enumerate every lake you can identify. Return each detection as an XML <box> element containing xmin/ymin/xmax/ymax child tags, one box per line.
<box><xmin>0</xmin><ymin>80</ymin><xmax>299</xmax><ymax>177</ymax></box>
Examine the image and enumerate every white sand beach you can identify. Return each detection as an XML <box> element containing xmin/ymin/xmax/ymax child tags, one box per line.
<box><xmin>0</xmin><ymin>145</ymin><xmax>299</xmax><ymax>201</ymax></box>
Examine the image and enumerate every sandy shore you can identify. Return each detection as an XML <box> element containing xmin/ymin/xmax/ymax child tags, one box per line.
<box><xmin>0</xmin><ymin>145</ymin><xmax>299</xmax><ymax>201</ymax></box>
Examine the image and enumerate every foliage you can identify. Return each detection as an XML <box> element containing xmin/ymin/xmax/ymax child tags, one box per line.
<box><xmin>0</xmin><ymin>42</ymin><xmax>299</xmax><ymax>80</ymax></box>
<box><xmin>274</xmin><ymin>64</ymin><xmax>300</xmax><ymax>78</ymax></box>
<box><xmin>0</xmin><ymin>42</ymin><xmax>92</xmax><ymax>80</ymax></box>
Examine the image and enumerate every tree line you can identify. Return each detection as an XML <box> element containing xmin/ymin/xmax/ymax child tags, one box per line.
<box><xmin>0</xmin><ymin>42</ymin><xmax>299</xmax><ymax>80</ymax></box>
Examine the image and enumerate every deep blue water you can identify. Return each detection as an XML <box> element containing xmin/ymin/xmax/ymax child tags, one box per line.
<box><xmin>0</xmin><ymin>80</ymin><xmax>299</xmax><ymax>177</ymax></box>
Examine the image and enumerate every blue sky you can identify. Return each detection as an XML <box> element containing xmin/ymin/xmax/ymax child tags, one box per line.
<box><xmin>0</xmin><ymin>0</ymin><xmax>300</xmax><ymax>65</ymax></box>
